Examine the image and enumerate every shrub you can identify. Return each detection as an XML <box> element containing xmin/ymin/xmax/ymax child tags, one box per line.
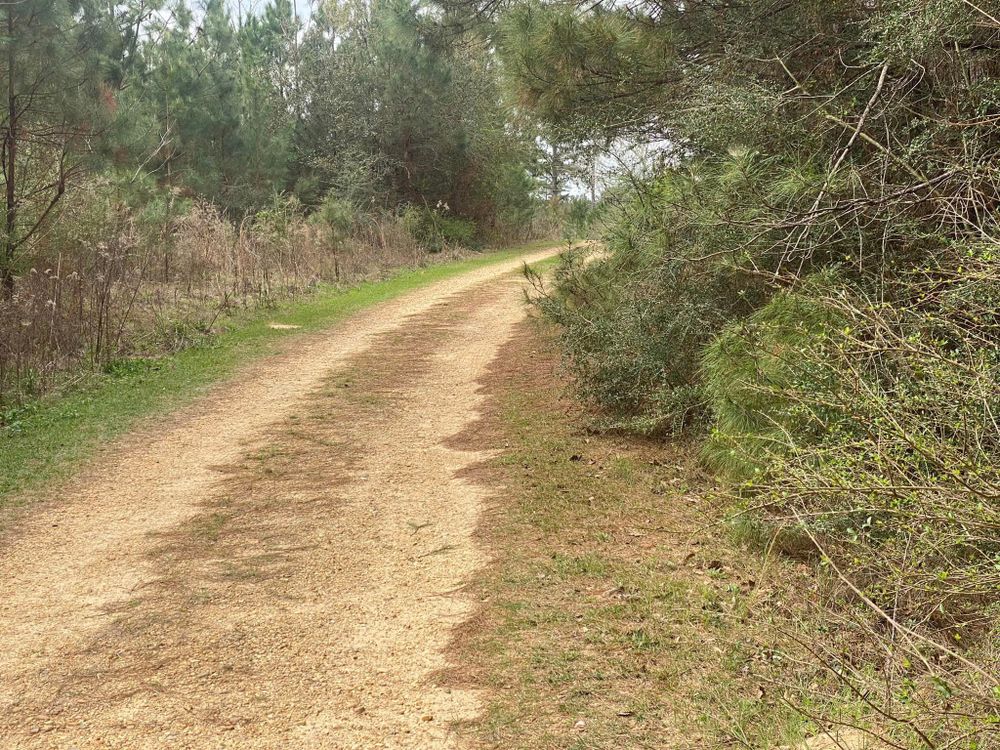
<box><xmin>313</xmin><ymin>192</ymin><xmax>356</xmax><ymax>240</ymax></box>
<box><xmin>701</xmin><ymin>272</ymin><xmax>845</xmax><ymax>479</ymax></box>
<box><xmin>533</xmin><ymin>169</ymin><xmax>767</xmax><ymax>433</ymax></box>
<box><xmin>708</xmin><ymin>247</ymin><xmax>1000</xmax><ymax>746</ymax></box>
<box><xmin>401</xmin><ymin>204</ymin><xmax>476</xmax><ymax>252</ymax></box>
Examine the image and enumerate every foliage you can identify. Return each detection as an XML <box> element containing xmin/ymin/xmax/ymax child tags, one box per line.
<box><xmin>559</xmin><ymin>197</ymin><xmax>599</xmax><ymax>242</ymax></box>
<box><xmin>313</xmin><ymin>192</ymin><xmax>357</xmax><ymax>241</ymax></box>
<box><xmin>401</xmin><ymin>204</ymin><xmax>476</xmax><ymax>252</ymax></box>
<box><xmin>532</xmin><ymin>164</ymin><xmax>769</xmax><ymax>433</ymax></box>
<box><xmin>707</xmin><ymin>248</ymin><xmax>1000</xmax><ymax>745</ymax></box>
<box><xmin>702</xmin><ymin>273</ymin><xmax>845</xmax><ymax>479</ymax></box>
<box><xmin>506</xmin><ymin>0</ymin><xmax>1000</xmax><ymax>743</ymax></box>
<box><xmin>0</xmin><ymin>0</ymin><xmax>564</xmax><ymax>408</ymax></box>
<box><xmin>0</xmin><ymin>0</ymin><xmax>123</xmax><ymax>288</ymax></box>
<box><xmin>2</xmin><ymin>0</ymin><xmax>554</xmax><ymax>298</ymax></box>
<box><xmin>0</xmin><ymin>176</ymin><xmax>441</xmax><ymax>407</ymax></box>
<box><xmin>296</xmin><ymin>0</ymin><xmax>538</xmax><ymax>228</ymax></box>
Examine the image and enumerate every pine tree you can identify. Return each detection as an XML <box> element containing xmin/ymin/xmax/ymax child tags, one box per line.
<box><xmin>0</xmin><ymin>0</ymin><xmax>118</xmax><ymax>291</ymax></box>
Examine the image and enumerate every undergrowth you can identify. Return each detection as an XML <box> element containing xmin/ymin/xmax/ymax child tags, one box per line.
<box><xmin>522</xmin><ymin>2</ymin><xmax>1000</xmax><ymax>742</ymax></box>
<box><xmin>465</xmin><ymin>321</ymin><xmax>896</xmax><ymax>749</ymax></box>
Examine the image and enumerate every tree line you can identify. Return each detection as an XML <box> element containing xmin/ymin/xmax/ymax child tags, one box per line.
<box><xmin>0</xmin><ymin>0</ymin><xmax>595</xmax><ymax>403</ymax></box>
<box><xmin>1</xmin><ymin>0</ymin><xmax>597</xmax><ymax>292</ymax></box>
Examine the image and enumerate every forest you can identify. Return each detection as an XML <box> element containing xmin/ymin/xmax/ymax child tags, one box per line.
<box><xmin>0</xmin><ymin>0</ymin><xmax>591</xmax><ymax>404</ymax></box>
<box><xmin>2</xmin><ymin>0</ymin><xmax>1000</xmax><ymax>748</ymax></box>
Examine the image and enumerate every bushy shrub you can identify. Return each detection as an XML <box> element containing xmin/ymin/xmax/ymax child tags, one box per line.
<box><xmin>706</xmin><ymin>248</ymin><xmax>1000</xmax><ymax>744</ymax></box>
<box><xmin>701</xmin><ymin>272</ymin><xmax>845</xmax><ymax>479</ymax></box>
<box><xmin>250</xmin><ymin>193</ymin><xmax>306</xmax><ymax>242</ymax></box>
<box><xmin>534</xmin><ymin>167</ymin><xmax>767</xmax><ymax>433</ymax></box>
<box><xmin>726</xmin><ymin>253</ymin><xmax>1000</xmax><ymax>610</ymax></box>
<box><xmin>401</xmin><ymin>204</ymin><xmax>476</xmax><ymax>252</ymax></box>
<box><xmin>313</xmin><ymin>192</ymin><xmax>357</xmax><ymax>240</ymax></box>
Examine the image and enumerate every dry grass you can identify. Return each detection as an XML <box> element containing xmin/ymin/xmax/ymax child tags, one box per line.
<box><xmin>453</xmin><ymin>319</ymin><xmax>884</xmax><ymax>750</ymax></box>
<box><xmin>0</xmin><ymin>191</ymin><xmax>476</xmax><ymax>408</ymax></box>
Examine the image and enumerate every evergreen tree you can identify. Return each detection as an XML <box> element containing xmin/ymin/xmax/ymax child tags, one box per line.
<box><xmin>0</xmin><ymin>0</ymin><xmax>121</xmax><ymax>291</ymax></box>
<box><xmin>296</xmin><ymin>0</ymin><xmax>534</xmax><ymax>222</ymax></box>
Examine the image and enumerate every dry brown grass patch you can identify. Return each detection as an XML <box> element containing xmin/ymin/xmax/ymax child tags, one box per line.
<box><xmin>450</xmin><ymin>318</ymin><xmax>860</xmax><ymax>750</ymax></box>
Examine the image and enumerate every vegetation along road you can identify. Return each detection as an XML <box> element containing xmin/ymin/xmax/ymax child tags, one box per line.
<box><xmin>4</xmin><ymin>0</ymin><xmax>1000</xmax><ymax>747</ymax></box>
<box><xmin>0</xmin><ymin>247</ymin><xmax>557</xmax><ymax>748</ymax></box>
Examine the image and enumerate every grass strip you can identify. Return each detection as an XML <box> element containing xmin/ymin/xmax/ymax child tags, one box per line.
<box><xmin>461</xmin><ymin>320</ymin><xmax>830</xmax><ymax>749</ymax></box>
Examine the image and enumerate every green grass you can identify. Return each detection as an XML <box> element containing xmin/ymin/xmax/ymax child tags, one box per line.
<box><xmin>0</xmin><ymin>241</ymin><xmax>555</xmax><ymax>507</ymax></box>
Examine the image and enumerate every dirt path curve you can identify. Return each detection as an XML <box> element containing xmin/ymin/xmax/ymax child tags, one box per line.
<box><xmin>0</xmin><ymin>248</ymin><xmax>557</xmax><ymax>749</ymax></box>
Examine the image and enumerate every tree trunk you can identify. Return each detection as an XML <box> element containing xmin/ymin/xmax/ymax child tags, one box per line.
<box><xmin>549</xmin><ymin>144</ymin><xmax>561</xmax><ymax>206</ymax></box>
<box><xmin>2</xmin><ymin>10</ymin><xmax>17</xmax><ymax>295</ymax></box>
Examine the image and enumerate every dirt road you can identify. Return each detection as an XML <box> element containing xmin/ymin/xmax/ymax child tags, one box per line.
<box><xmin>0</xmin><ymin>248</ymin><xmax>557</xmax><ymax>749</ymax></box>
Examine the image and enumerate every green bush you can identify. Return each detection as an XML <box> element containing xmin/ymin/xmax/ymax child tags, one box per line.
<box><xmin>533</xmin><ymin>168</ymin><xmax>767</xmax><ymax>433</ymax></box>
<box><xmin>312</xmin><ymin>191</ymin><xmax>356</xmax><ymax>240</ymax></box>
<box><xmin>401</xmin><ymin>205</ymin><xmax>476</xmax><ymax>252</ymax></box>
<box><xmin>706</xmin><ymin>249</ymin><xmax>1000</xmax><ymax>740</ymax></box>
<box><xmin>561</xmin><ymin>197</ymin><xmax>600</xmax><ymax>243</ymax></box>
<box><xmin>252</xmin><ymin>193</ymin><xmax>304</xmax><ymax>240</ymax></box>
<box><xmin>729</xmin><ymin>253</ymin><xmax>1000</xmax><ymax>606</ymax></box>
<box><xmin>701</xmin><ymin>272</ymin><xmax>845</xmax><ymax>479</ymax></box>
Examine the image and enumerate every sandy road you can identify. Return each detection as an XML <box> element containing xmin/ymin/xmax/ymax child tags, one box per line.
<box><xmin>0</xmin><ymin>248</ymin><xmax>556</xmax><ymax>749</ymax></box>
